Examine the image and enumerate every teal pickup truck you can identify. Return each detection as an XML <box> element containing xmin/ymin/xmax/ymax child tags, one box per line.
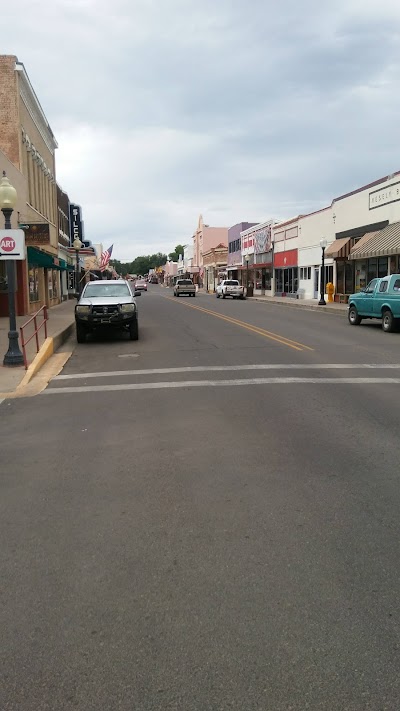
<box><xmin>348</xmin><ymin>274</ymin><xmax>400</xmax><ymax>332</ymax></box>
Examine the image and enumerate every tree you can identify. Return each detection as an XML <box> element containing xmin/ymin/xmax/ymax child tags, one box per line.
<box><xmin>168</xmin><ymin>244</ymin><xmax>185</xmax><ymax>262</ymax></box>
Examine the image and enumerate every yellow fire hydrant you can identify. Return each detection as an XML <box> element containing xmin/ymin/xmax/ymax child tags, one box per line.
<box><xmin>326</xmin><ymin>282</ymin><xmax>334</xmax><ymax>303</ymax></box>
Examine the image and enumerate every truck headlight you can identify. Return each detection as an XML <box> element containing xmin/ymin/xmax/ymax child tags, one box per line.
<box><xmin>76</xmin><ymin>305</ymin><xmax>91</xmax><ymax>315</ymax></box>
<box><xmin>121</xmin><ymin>303</ymin><xmax>136</xmax><ymax>313</ymax></box>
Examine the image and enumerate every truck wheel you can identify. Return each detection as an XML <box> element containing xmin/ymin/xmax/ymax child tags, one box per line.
<box><xmin>222</xmin><ymin>293</ymin><xmax>226</xmax><ymax>299</ymax></box>
<box><xmin>76</xmin><ymin>323</ymin><xmax>87</xmax><ymax>343</ymax></box>
<box><xmin>129</xmin><ymin>319</ymin><xmax>139</xmax><ymax>341</ymax></box>
<box><xmin>348</xmin><ymin>306</ymin><xmax>362</xmax><ymax>326</ymax></box>
<box><xmin>382</xmin><ymin>309</ymin><xmax>395</xmax><ymax>333</ymax></box>
<box><xmin>216</xmin><ymin>293</ymin><xmax>220</xmax><ymax>298</ymax></box>
<box><xmin>240</xmin><ymin>295</ymin><xmax>244</xmax><ymax>300</ymax></box>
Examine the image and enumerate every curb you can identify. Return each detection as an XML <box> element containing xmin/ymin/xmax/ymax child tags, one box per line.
<box><xmin>17</xmin><ymin>321</ymin><xmax>74</xmax><ymax>388</ymax></box>
<box><xmin>251</xmin><ymin>297</ymin><xmax>347</xmax><ymax>315</ymax></box>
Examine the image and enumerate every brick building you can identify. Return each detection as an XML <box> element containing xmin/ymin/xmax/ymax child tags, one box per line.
<box><xmin>0</xmin><ymin>55</ymin><xmax>63</xmax><ymax>315</ymax></box>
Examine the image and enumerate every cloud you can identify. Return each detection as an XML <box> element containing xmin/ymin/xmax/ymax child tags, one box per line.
<box><xmin>3</xmin><ymin>0</ymin><xmax>400</xmax><ymax>259</ymax></box>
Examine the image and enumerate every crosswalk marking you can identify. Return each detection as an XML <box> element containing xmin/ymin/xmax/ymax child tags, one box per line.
<box><xmin>54</xmin><ymin>363</ymin><xmax>400</xmax><ymax>381</ymax></box>
<box><xmin>43</xmin><ymin>377</ymin><xmax>400</xmax><ymax>395</ymax></box>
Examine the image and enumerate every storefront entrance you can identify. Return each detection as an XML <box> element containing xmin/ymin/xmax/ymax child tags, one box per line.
<box><xmin>275</xmin><ymin>267</ymin><xmax>298</xmax><ymax>297</ymax></box>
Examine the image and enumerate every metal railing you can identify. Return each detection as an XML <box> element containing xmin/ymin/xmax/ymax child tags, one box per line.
<box><xmin>20</xmin><ymin>306</ymin><xmax>49</xmax><ymax>369</ymax></box>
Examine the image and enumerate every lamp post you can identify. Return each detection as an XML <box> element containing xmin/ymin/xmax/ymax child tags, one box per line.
<box><xmin>73</xmin><ymin>237</ymin><xmax>82</xmax><ymax>297</ymax></box>
<box><xmin>0</xmin><ymin>172</ymin><xmax>24</xmax><ymax>366</ymax></box>
<box><xmin>245</xmin><ymin>250</ymin><xmax>250</xmax><ymax>295</ymax></box>
<box><xmin>318</xmin><ymin>238</ymin><xmax>327</xmax><ymax>306</ymax></box>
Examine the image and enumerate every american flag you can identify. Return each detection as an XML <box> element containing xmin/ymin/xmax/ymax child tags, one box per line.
<box><xmin>100</xmin><ymin>244</ymin><xmax>113</xmax><ymax>272</ymax></box>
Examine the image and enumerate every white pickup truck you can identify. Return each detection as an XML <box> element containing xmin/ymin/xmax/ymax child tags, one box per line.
<box><xmin>216</xmin><ymin>279</ymin><xmax>245</xmax><ymax>300</ymax></box>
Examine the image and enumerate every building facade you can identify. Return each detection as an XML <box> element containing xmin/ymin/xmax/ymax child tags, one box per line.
<box><xmin>240</xmin><ymin>220</ymin><xmax>276</xmax><ymax>294</ymax></box>
<box><xmin>227</xmin><ymin>222</ymin><xmax>257</xmax><ymax>280</ymax></box>
<box><xmin>0</xmin><ymin>55</ymin><xmax>63</xmax><ymax>315</ymax></box>
<box><xmin>203</xmin><ymin>244</ymin><xmax>228</xmax><ymax>292</ymax></box>
<box><xmin>192</xmin><ymin>215</ymin><xmax>228</xmax><ymax>279</ymax></box>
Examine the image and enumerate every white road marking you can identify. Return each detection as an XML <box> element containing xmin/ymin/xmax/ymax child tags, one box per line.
<box><xmin>43</xmin><ymin>377</ymin><xmax>400</xmax><ymax>395</ymax></box>
<box><xmin>54</xmin><ymin>363</ymin><xmax>400</xmax><ymax>381</ymax></box>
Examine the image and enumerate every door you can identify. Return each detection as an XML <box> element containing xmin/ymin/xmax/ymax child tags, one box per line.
<box><xmin>314</xmin><ymin>268</ymin><xmax>319</xmax><ymax>299</ymax></box>
<box><xmin>357</xmin><ymin>278</ymin><xmax>379</xmax><ymax>316</ymax></box>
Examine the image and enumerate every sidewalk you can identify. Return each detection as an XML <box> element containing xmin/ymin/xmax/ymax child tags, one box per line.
<box><xmin>0</xmin><ymin>299</ymin><xmax>75</xmax><ymax>394</ymax></box>
<box><xmin>198</xmin><ymin>288</ymin><xmax>348</xmax><ymax>314</ymax></box>
<box><xmin>251</xmin><ymin>294</ymin><xmax>348</xmax><ymax>314</ymax></box>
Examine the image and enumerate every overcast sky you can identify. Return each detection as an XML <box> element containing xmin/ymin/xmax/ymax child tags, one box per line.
<box><xmin>4</xmin><ymin>0</ymin><xmax>400</xmax><ymax>260</ymax></box>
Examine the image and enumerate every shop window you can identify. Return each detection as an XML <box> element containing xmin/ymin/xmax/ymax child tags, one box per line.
<box><xmin>378</xmin><ymin>257</ymin><xmax>388</xmax><ymax>278</ymax></box>
<box><xmin>324</xmin><ymin>265</ymin><xmax>333</xmax><ymax>286</ymax></box>
<box><xmin>367</xmin><ymin>258</ymin><xmax>377</xmax><ymax>284</ymax></box>
<box><xmin>29</xmin><ymin>267</ymin><xmax>40</xmax><ymax>303</ymax></box>
<box><xmin>52</xmin><ymin>270</ymin><xmax>59</xmax><ymax>298</ymax></box>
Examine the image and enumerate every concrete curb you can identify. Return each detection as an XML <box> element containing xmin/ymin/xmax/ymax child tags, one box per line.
<box><xmin>251</xmin><ymin>297</ymin><xmax>347</xmax><ymax>315</ymax></box>
<box><xmin>17</xmin><ymin>321</ymin><xmax>74</xmax><ymax>388</ymax></box>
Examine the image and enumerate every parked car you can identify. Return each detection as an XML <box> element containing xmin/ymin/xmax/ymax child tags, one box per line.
<box><xmin>173</xmin><ymin>279</ymin><xmax>196</xmax><ymax>297</ymax></box>
<box><xmin>348</xmin><ymin>274</ymin><xmax>400</xmax><ymax>332</ymax></box>
<box><xmin>149</xmin><ymin>275</ymin><xmax>159</xmax><ymax>284</ymax></box>
<box><xmin>216</xmin><ymin>279</ymin><xmax>245</xmax><ymax>299</ymax></box>
<box><xmin>135</xmin><ymin>279</ymin><xmax>148</xmax><ymax>291</ymax></box>
<box><xmin>75</xmin><ymin>279</ymin><xmax>140</xmax><ymax>343</ymax></box>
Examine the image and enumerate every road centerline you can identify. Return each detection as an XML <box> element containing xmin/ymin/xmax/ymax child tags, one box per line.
<box><xmin>162</xmin><ymin>295</ymin><xmax>314</xmax><ymax>351</ymax></box>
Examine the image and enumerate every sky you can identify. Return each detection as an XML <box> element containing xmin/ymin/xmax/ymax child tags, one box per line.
<box><xmin>3</xmin><ymin>0</ymin><xmax>400</xmax><ymax>260</ymax></box>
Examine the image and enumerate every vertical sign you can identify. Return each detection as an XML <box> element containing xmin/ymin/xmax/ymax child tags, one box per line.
<box><xmin>69</xmin><ymin>204</ymin><xmax>83</xmax><ymax>246</ymax></box>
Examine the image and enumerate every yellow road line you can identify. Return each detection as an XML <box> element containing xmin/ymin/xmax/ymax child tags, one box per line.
<box><xmin>163</xmin><ymin>295</ymin><xmax>314</xmax><ymax>352</ymax></box>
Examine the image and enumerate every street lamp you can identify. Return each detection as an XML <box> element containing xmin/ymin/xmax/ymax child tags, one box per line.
<box><xmin>0</xmin><ymin>172</ymin><xmax>24</xmax><ymax>366</ymax></box>
<box><xmin>245</xmin><ymin>250</ymin><xmax>250</xmax><ymax>295</ymax></box>
<box><xmin>318</xmin><ymin>237</ymin><xmax>328</xmax><ymax>306</ymax></box>
<box><xmin>73</xmin><ymin>237</ymin><xmax>82</xmax><ymax>297</ymax></box>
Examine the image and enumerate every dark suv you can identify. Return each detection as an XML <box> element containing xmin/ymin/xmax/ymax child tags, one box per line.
<box><xmin>75</xmin><ymin>280</ymin><xmax>139</xmax><ymax>343</ymax></box>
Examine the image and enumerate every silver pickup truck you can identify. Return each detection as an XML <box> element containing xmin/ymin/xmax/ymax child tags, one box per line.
<box><xmin>173</xmin><ymin>279</ymin><xmax>196</xmax><ymax>297</ymax></box>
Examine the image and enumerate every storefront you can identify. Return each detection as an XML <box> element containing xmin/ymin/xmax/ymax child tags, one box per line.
<box><xmin>348</xmin><ymin>221</ymin><xmax>400</xmax><ymax>288</ymax></box>
<box><xmin>274</xmin><ymin>249</ymin><xmax>298</xmax><ymax>296</ymax></box>
<box><xmin>27</xmin><ymin>246</ymin><xmax>66</xmax><ymax>312</ymax></box>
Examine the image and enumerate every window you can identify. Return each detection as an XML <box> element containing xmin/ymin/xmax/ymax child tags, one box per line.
<box><xmin>366</xmin><ymin>278</ymin><xmax>378</xmax><ymax>294</ymax></box>
<box><xmin>379</xmin><ymin>280</ymin><xmax>388</xmax><ymax>292</ymax></box>
<box><xmin>300</xmin><ymin>267</ymin><xmax>311</xmax><ymax>280</ymax></box>
<box><xmin>29</xmin><ymin>267</ymin><xmax>40</xmax><ymax>303</ymax></box>
<box><xmin>83</xmin><ymin>283</ymin><xmax>131</xmax><ymax>298</ymax></box>
<box><xmin>324</xmin><ymin>265</ymin><xmax>333</xmax><ymax>286</ymax></box>
<box><xmin>393</xmin><ymin>279</ymin><xmax>400</xmax><ymax>291</ymax></box>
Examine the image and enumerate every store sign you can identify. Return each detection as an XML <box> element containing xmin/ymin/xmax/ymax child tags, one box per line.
<box><xmin>69</xmin><ymin>204</ymin><xmax>83</xmax><ymax>246</ymax></box>
<box><xmin>0</xmin><ymin>230</ymin><xmax>26</xmax><ymax>260</ymax></box>
<box><xmin>369</xmin><ymin>181</ymin><xmax>400</xmax><ymax>210</ymax></box>
<box><xmin>25</xmin><ymin>223</ymin><xmax>50</xmax><ymax>245</ymax></box>
<box><xmin>274</xmin><ymin>249</ymin><xmax>298</xmax><ymax>268</ymax></box>
<box><xmin>241</xmin><ymin>235</ymin><xmax>254</xmax><ymax>253</ymax></box>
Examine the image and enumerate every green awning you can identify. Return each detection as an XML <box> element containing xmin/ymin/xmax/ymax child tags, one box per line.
<box><xmin>27</xmin><ymin>247</ymin><xmax>70</xmax><ymax>270</ymax></box>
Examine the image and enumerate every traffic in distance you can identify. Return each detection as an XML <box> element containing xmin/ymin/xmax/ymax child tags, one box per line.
<box><xmin>74</xmin><ymin>273</ymin><xmax>400</xmax><ymax>343</ymax></box>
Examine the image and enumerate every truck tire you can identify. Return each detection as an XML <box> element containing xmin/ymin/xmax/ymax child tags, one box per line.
<box><xmin>76</xmin><ymin>323</ymin><xmax>87</xmax><ymax>343</ymax></box>
<box><xmin>222</xmin><ymin>293</ymin><xmax>226</xmax><ymax>299</ymax></box>
<box><xmin>382</xmin><ymin>309</ymin><xmax>395</xmax><ymax>333</ymax></box>
<box><xmin>348</xmin><ymin>305</ymin><xmax>362</xmax><ymax>326</ymax></box>
<box><xmin>192</xmin><ymin>292</ymin><xmax>196</xmax><ymax>297</ymax></box>
<box><xmin>129</xmin><ymin>318</ymin><xmax>139</xmax><ymax>341</ymax></box>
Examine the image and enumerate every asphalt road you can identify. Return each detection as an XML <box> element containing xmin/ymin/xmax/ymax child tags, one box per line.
<box><xmin>1</xmin><ymin>285</ymin><xmax>400</xmax><ymax>710</ymax></box>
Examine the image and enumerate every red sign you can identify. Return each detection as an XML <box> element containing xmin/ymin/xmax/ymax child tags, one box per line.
<box><xmin>274</xmin><ymin>249</ymin><xmax>298</xmax><ymax>268</ymax></box>
<box><xmin>0</xmin><ymin>236</ymin><xmax>16</xmax><ymax>252</ymax></box>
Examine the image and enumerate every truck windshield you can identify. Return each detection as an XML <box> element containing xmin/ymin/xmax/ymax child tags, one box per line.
<box><xmin>83</xmin><ymin>283</ymin><xmax>131</xmax><ymax>298</ymax></box>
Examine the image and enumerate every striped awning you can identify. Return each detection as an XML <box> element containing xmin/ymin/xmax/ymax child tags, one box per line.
<box><xmin>324</xmin><ymin>236</ymin><xmax>352</xmax><ymax>258</ymax></box>
<box><xmin>349</xmin><ymin>222</ymin><xmax>400</xmax><ymax>260</ymax></box>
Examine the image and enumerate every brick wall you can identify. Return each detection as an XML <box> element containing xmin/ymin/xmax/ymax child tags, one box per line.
<box><xmin>0</xmin><ymin>55</ymin><xmax>20</xmax><ymax>168</ymax></box>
